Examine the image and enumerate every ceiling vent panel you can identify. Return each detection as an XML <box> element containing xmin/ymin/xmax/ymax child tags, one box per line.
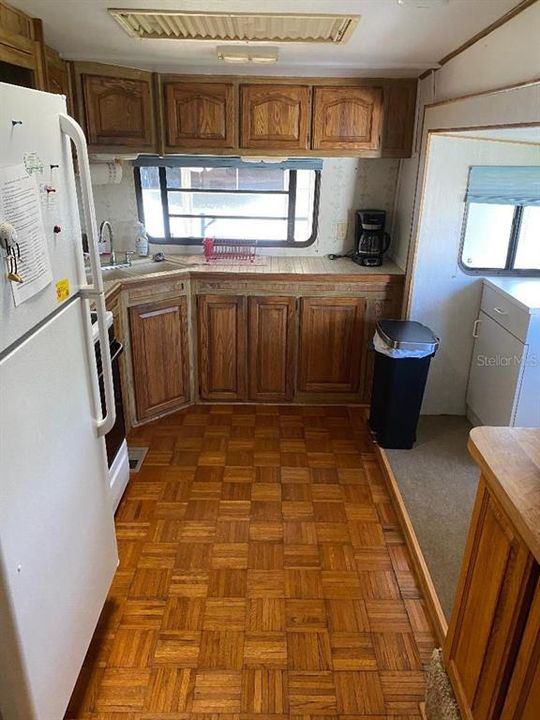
<box><xmin>108</xmin><ymin>10</ymin><xmax>360</xmax><ymax>44</ymax></box>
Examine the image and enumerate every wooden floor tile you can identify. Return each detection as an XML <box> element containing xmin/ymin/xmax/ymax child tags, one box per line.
<box><xmin>243</xmin><ymin>633</ymin><xmax>287</xmax><ymax>668</ymax></box>
<box><xmin>334</xmin><ymin>670</ymin><xmax>385</xmax><ymax>713</ymax></box>
<box><xmin>199</xmin><ymin>630</ymin><xmax>245</xmax><ymax>669</ymax></box>
<box><xmin>66</xmin><ymin>404</ymin><xmax>436</xmax><ymax>719</ymax></box>
<box><xmin>192</xmin><ymin>670</ymin><xmax>242</xmax><ymax>713</ymax></box>
<box><xmin>287</xmin><ymin>631</ymin><xmax>332</xmax><ymax>670</ymax></box>
<box><xmin>144</xmin><ymin>667</ymin><xmax>194</xmax><ymax>712</ymax></box>
<box><xmin>241</xmin><ymin>669</ymin><xmax>288</xmax><ymax>713</ymax></box>
<box><xmin>246</xmin><ymin>598</ymin><xmax>286</xmax><ymax>632</ymax></box>
<box><xmin>288</xmin><ymin>671</ymin><xmax>337</xmax><ymax>714</ymax></box>
<box><xmin>286</xmin><ymin>600</ymin><xmax>327</xmax><ymax>630</ymax></box>
<box><xmin>203</xmin><ymin>598</ymin><xmax>247</xmax><ymax>631</ymax></box>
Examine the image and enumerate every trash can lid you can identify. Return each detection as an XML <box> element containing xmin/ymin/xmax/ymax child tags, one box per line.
<box><xmin>376</xmin><ymin>319</ymin><xmax>439</xmax><ymax>352</ymax></box>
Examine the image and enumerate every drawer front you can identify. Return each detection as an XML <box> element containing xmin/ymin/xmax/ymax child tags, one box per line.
<box><xmin>481</xmin><ymin>285</ymin><xmax>530</xmax><ymax>342</ymax></box>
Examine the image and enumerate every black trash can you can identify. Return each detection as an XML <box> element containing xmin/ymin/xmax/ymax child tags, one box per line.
<box><xmin>369</xmin><ymin>320</ymin><xmax>439</xmax><ymax>449</ymax></box>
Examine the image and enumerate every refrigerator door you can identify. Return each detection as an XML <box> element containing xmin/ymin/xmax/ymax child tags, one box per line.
<box><xmin>0</xmin><ymin>83</ymin><xmax>86</xmax><ymax>353</ymax></box>
<box><xmin>0</xmin><ymin>298</ymin><xmax>118</xmax><ymax>720</ymax></box>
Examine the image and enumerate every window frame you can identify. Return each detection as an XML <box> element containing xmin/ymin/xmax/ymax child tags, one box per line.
<box><xmin>459</xmin><ymin>202</ymin><xmax>540</xmax><ymax>277</ymax></box>
<box><xmin>134</xmin><ymin>163</ymin><xmax>321</xmax><ymax>248</ymax></box>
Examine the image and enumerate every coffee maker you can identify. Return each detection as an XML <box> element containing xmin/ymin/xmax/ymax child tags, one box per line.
<box><xmin>352</xmin><ymin>209</ymin><xmax>390</xmax><ymax>267</ymax></box>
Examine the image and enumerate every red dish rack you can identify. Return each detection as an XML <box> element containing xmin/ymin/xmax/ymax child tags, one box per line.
<box><xmin>203</xmin><ymin>237</ymin><xmax>257</xmax><ymax>263</ymax></box>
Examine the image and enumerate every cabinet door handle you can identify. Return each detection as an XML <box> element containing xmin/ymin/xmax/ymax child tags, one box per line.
<box><xmin>472</xmin><ymin>319</ymin><xmax>481</xmax><ymax>338</ymax></box>
<box><xmin>493</xmin><ymin>306</ymin><xmax>508</xmax><ymax>316</ymax></box>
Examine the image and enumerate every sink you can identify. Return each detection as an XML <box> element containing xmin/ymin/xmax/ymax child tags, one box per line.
<box><xmin>123</xmin><ymin>260</ymin><xmax>187</xmax><ymax>277</ymax></box>
<box><xmin>89</xmin><ymin>259</ymin><xmax>187</xmax><ymax>282</ymax></box>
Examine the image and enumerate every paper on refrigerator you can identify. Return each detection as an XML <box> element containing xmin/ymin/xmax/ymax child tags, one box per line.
<box><xmin>0</xmin><ymin>164</ymin><xmax>52</xmax><ymax>306</ymax></box>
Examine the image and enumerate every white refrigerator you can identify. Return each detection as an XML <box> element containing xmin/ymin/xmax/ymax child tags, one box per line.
<box><xmin>0</xmin><ymin>84</ymin><xmax>119</xmax><ymax>719</ymax></box>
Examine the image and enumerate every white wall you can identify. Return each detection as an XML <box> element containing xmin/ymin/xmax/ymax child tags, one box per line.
<box><xmin>91</xmin><ymin>157</ymin><xmax>400</xmax><ymax>256</ymax></box>
<box><xmin>391</xmin><ymin>2</ymin><xmax>540</xmax><ymax>272</ymax></box>
<box><xmin>410</xmin><ymin>135</ymin><xmax>540</xmax><ymax>415</ymax></box>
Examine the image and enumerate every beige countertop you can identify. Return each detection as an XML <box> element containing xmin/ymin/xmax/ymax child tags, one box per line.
<box><xmin>468</xmin><ymin>426</ymin><xmax>540</xmax><ymax>562</ymax></box>
<box><xmin>102</xmin><ymin>255</ymin><xmax>404</xmax><ymax>299</ymax></box>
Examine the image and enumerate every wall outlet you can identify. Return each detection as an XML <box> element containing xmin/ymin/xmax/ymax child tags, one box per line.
<box><xmin>336</xmin><ymin>221</ymin><xmax>348</xmax><ymax>241</ymax></box>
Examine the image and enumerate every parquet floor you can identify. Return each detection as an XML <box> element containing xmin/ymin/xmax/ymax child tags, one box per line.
<box><xmin>65</xmin><ymin>405</ymin><xmax>437</xmax><ymax>719</ymax></box>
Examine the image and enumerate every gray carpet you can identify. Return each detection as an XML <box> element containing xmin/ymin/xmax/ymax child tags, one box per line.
<box><xmin>385</xmin><ymin>415</ymin><xmax>479</xmax><ymax>620</ymax></box>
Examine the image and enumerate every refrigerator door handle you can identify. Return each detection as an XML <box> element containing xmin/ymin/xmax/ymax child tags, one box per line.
<box><xmin>59</xmin><ymin>113</ymin><xmax>116</xmax><ymax>437</ymax></box>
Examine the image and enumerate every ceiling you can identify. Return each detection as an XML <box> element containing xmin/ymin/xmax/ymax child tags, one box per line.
<box><xmin>12</xmin><ymin>0</ymin><xmax>522</xmax><ymax>77</ymax></box>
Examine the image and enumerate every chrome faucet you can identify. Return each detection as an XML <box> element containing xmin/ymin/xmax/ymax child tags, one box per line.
<box><xmin>99</xmin><ymin>220</ymin><xmax>115</xmax><ymax>266</ymax></box>
<box><xmin>98</xmin><ymin>221</ymin><xmax>134</xmax><ymax>269</ymax></box>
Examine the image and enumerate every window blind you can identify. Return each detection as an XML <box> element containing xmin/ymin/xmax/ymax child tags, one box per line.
<box><xmin>465</xmin><ymin>165</ymin><xmax>540</xmax><ymax>207</ymax></box>
<box><xmin>133</xmin><ymin>155</ymin><xmax>323</xmax><ymax>171</ymax></box>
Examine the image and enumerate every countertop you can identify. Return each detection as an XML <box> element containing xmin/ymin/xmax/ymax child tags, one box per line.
<box><xmin>484</xmin><ymin>277</ymin><xmax>540</xmax><ymax>315</ymax></box>
<box><xmin>102</xmin><ymin>255</ymin><xmax>404</xmax><ymax>299</ymax></box>
<box><xmin>468</xmin><ymin>426</ymin><xmax>540</xmax><ymax>561</ymax></box>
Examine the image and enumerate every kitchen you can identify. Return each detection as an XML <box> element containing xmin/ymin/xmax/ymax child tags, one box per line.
<box><xmin>0</xmin><ymin>2</ymin><xmax>539</xmax><ymax>719</ymax></box>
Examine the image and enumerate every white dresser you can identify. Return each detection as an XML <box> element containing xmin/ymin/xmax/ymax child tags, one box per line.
<box><xmin>467</xmin><ymin>277</ymin><xmax>540</xmax><ymax>427</ymax></box>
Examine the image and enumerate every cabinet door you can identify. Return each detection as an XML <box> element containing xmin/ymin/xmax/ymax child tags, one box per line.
<box><xmin>467</xmin><ymin>311</ymin><xmax>525</xmax><ymax>426</ymax></box>
<box><xmin>164</xmin><ymin>82</ymin><xmax>235</xmax><ymax>150</ymax></box>
<box><xmin>81</xmin><ymin>72</ymin><xmax>155</xmax><ymax>150</ymax></box>
<box><xmin>240</xmin><ymin>84</ymin><xmax>310</xmax><ymax>150</ymax></box>
<box><xmin>312</xmin><ymin>86</ymin><xmax>382</xmax><ymax>151</ymax></box>
<box><xmin>298</xmin><ymin>297</ymin><xmax>365</xmax><ymax>393</ymax></box>
<box><xmin>501</xmin><ymin>579</ymin><xmax>540</xmax><ymax>720</ymax></box>
<box><xmin>45</xmin><ymin>47</ymin><xmax>71</xmax><ymax>108</ymax></box>
<box><xmin>381</xmin><ymin>82</ymin><xmax>416</xmax><ymax>158</ymax></box>
<box><xmin>444</xmin><ymin>479</ymin><xmax>536</xmax><ymax>720</ymax></box>
<box><xmin>198</xmin><ymin>295</ymin><xmax>247</xmax><ymax>401</ymax></box>
<box><xmin>129</xmin><ymin>298</ymin><xmax>189</xmax><ymax>421</ymax></box>
<box><xmin>248</xmin><ymin>296</ymin><xmax>296</xmax><ymax>402</ymax></box>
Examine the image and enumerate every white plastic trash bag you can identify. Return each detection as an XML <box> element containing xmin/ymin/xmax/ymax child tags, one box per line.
<box><xmin>373</xmin><ymin>330</ymin><xmax>434</xmax><ymax>359</ymax></box>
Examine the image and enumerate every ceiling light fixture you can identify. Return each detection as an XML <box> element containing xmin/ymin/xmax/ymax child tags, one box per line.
<box><xmin>397</xmin><ymin>0</ymin><xmax>449</xmax><ymax>7</ymax></box>
<box><xmin>216</xmin><ymin>46</ymin><xmax>279</xmax><ymax>65</ymax></box>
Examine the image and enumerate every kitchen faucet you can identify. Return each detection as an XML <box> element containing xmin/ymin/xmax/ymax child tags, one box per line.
<box><xmin>98</xmin><ymin>220</ymin><xmax>133</xmax><ymax>270</ymax></box>
<box><xmin>99</xmin><ymin>220</ymin><xmax>115</xmax><ymax>265</ymax></box>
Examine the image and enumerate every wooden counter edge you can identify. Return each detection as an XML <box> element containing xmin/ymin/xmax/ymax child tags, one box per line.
<box><xmin>467</xmin><ymin>426</ymin><xmax>540</xmax><ymax>563</ymax></box>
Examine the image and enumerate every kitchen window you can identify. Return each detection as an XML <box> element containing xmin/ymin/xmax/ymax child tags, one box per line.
<box><xmin>460</xmin><ymin>165</ymin><xmax>540</xmax><ymax>274</ymax></box>
<box><xmin>134</xmin><ymin>157</ymin><xmax>321</xmax><ymax>247</ymax></box>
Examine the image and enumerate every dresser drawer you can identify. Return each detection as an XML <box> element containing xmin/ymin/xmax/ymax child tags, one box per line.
<box><xmin>481</xmin><ymin>284</ymin><xmax>530</xmax><ymax>343</ymax></box>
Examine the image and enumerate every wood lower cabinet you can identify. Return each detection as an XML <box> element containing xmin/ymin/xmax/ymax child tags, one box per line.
<box><xmin>248</xmin><ymin>296</ymin><xmax>296</xmax><ymax>402</ymax></box>
<box><xmin>164</xmin><ymin>81</ymin><xmax>235</xmax><ymax>150</ymax></box>
<box><xmin>129</xmin><ymin>298</ymin><xmax>190</xmax><ymax>421</ymax></box>
<box><xmin>312</xmin><ymin>86</ymin><xmax>383</xmax><ymax>151</ymax></box>
<box><xmin>501</xmin><ymin>578</ymin><xmax>540</xmax><ymax>720</ymax></box>
<box><xmin>298</xmin><ymin>297</ymin><xmax>366</xmax><ymax>394</ymax></box>
<box><xmin>74</xmin><ymin>63</ymin><xmax>157</xmax><ymax>151</ymax></box>
<box><xmin>240</xmin><ymin>84</ymin><xmax>311</xmax><ymax>150</ymax></box>
<box><xmin>444</xmin><ymin>466</ymin><xmax>538</xmax><ymax>720</ymax></box>
<box><xmin>198</xmin><ymin>295</ymin><xmax>247</xmax><ymax>401</ymax></box>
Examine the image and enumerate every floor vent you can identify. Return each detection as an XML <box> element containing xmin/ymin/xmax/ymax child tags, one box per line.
<box><xmin>108</xmin><ymin>10</ymin><xmax>360</xmax><ymax>44</ymax></box>
<box><xmin>128</xmin><ymin>446</ymin><xmax>148</xmax><ymax>473</ymax></box>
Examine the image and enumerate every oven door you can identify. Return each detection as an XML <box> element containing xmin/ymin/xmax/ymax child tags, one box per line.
<box><xmin>98</xmin><ymin>339</ymin><xmax>126</xmax><ymax>468</ymax></box>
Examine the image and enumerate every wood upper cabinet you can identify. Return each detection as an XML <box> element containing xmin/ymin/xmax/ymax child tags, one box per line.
<box><xmin>198</xmin><ymin>295</ymin><xmax>247</xmax><ymax>401</ymax></box>
<box><xmin>129</xmin><ymin>298</ymin><xmax>190</xmax><ymax>421</ymax></box>
<box><xmin>444</xmin><ymin>478</ymin><xmax>536</xmax><ymax>720</ymax></box>
<box><xmin>298</xmin><ymin>297</ymin><xmax>366</xmax><ymax>394</ymax></box>
<box><xmin>75</xmin><ymin>64</ymin><xmax>157</xmax><ymax>151</ymax></box>
<box><xmin>0</xmin><ymin>3</ymin><xmax>45</xmax><ymax>89</ymax></box>
<box><xmin>312</xmin><ymin>86</ymin><xmax>382</xmax><ymax>151</ymax></box>
<box><xmin>45</xmin><ymin>46</ymin><xmax>70</xmax><ymax>104</ymax></box>
<box><xmin>381</xmin><ymin>82</ymin><xmax>417</xmax><ymax>158</ymax></box>
<box><xmin>248</xmin><ymin>296</ymin><xmax>297</xmax><ymax>402</ymax></box>
<box><xmin>164</xmin><ymin>81</ymin><xmax>235</xmax><ymax>150</ymax></box>
<box><xmin>240</xmin><ymin>84</ymin><xmax>311</xmax><ymax>150</ymax></box>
